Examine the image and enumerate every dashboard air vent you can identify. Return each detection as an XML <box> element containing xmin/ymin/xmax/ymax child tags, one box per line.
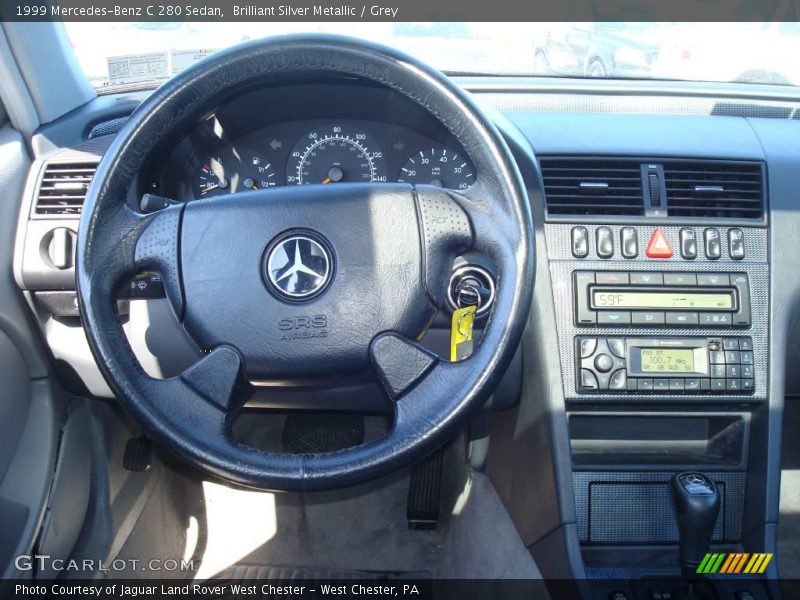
<box><xmin>541</xmin><ymin>158</ymin><xmax>644</xmax><ymax>217</ymax></box>
<box><xmin>664</xmin><ymin>161</ymin><xmax>764</xmax><ymax>220</ymax></box>
<box><xmin>35</xmin><ymin>161</ymin><xmax>98</xmax><ymax>217</ymax></box>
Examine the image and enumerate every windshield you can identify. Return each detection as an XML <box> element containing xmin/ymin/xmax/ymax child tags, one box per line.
<box><xmin>64</xmin><ymin>22</ymin><xmax>800</xmax><ymax>92</ymax></box>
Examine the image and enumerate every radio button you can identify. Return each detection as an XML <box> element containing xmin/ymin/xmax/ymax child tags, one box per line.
<box><xmin>699</xmin><ymin>312</ymin><xmax>732</xmax><ymax>326</ymax></box>
<box><xmin>727</xmin><ymin>379</ymin><xmax>742</xmax><ymax>392</ymax></box>
<box><xmin>598</xmin><ymin>311</ymin><xmax>631</xmax><ymax>325</ymax></box>
<box><xmin>680</xmin><ymin>228</ymin><xmax>698</xmax><ymax>259</ymax></box>
<box><xmin>724</xmin><ymin>350</ymin><xmax>741</xmax><ymax>364</ymax></box>
<box><xmin>742</xmin><ymin>379</ymin><xmax>755</xmax><ymax>391</ymax></box>
<box><xmin>664</xmin><ymin>273</ymin><xmax>697</xmax><ymax>286</ymax></box>
<box><xmin>654</xmin><ymin>379</ymin><xmax>670</xmax><ymax>392</ymax></box>
<box><xmin>594</xmin><ymin>354</ymin><xmax>614</xmax><ymax>373</ymax></box>
<box><xmin>711</xmin><ymin>364</ymin><xmax>726</xmax><ymax>378</ymax></box>
<box><xmin>638</xmin><ymin>378</ymin><xmax>654</xmax><ymax>391</ymax></box>
<box><xmin>697</xmin><ymin>273</ymin><xmax>730</xmax><ymax>287</ymax></box>
<box><xmin>630</xmin><ymin>272</ymin><xmax>664</xmax><ymax>285</ymax></box>
<box><xmin>571</xmin><ymin>226</ymin><xmax>589</xmax><ymax>258</ymax></box>
<box><xmin>579</xmin><ymin>338</ymin><xmax>597</xmax><ymax>358</ymax></box>
<box><xmin>621</xmin><ymin>228</ymin><xmax>638</xmax><ymax>259</ymax></box>
<box><xmin>607</xmin><ymin>338</ymin><xmax>626</xmax><ymax>358</ymax></box>
<box><xmin>596</xmin><ymin>272</ymin><xmax>629</xmax><ymax>284</ymax></box>
<box><xmin>580</xmin><ymin>369</ymin><xmax>598</xmax><ymax>390</ymax></box>
<box><xmin>670</xmin><ymin>379</ymin><xmax>685</xmax><ymax>392</ymax></box>
<box><xmin>685</xmin><ymin>378</ymin><xmax>701</xmax><ymax>391</ymax></box>
<box><xmin>711</xmin><ymin>379</ymin><xmax>726</xmax><ymax>392</ymax></box>
<box><xmin>740</xmin><ymin>351</ymin><xmax>753</xmax><ymax>365</ymax></box>
<box><xmin>596</xmin><ymin>227</ymin><xmax>614</xmax><ymax>259</ymax></box>
<box><xmin>710</xmin><ymin>351</ymin><xmax>726</xmax><ymax>364</ymax></box>
<box><xmin>632</xmin><ymin>311</ymin><xmax>665</xmax><ymax>326</ymax></box>
<box><xmin>609</xmin><ymin>370</ymin><xmax>627</xmax><ymax>390</ymax></box>
<box><xmin>722</xmin><ymin>338</ymin><xmax>739</xmax><ymax>351</ymax></box>
<box><xmin>666</xmin><ymin>311</ymin><xmax>699</xmax><ymax>326</ymax></box>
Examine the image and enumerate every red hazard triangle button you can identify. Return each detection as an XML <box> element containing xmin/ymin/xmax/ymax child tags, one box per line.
<box><xmin>646</xmin><ymin>228</ymin><xmax>673</xmax><ymax>258</ymax></box>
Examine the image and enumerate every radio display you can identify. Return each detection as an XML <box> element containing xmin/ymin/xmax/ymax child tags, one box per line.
<box><xmin>592</xmin><ymin>290</ymin><xmax>734</xmax><ymax>310</ymax></box>
<box><xmin>640</xmin><ymin>348</ymin><xmax>695</xmax><ymax>373</ymax></box>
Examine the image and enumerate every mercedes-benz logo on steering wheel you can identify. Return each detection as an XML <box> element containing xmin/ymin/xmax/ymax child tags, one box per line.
<box><xmin>264</xmin><ymin>231</ymin><xmax>334</xmax><ymax>301</ymax></box>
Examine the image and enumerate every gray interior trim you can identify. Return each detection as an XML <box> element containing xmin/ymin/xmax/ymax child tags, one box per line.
<box><xmin>0</xmin><ymin>26</ymin><xmax>38</xmax><ymax>136</ymax></box>
<box><xmin>0</xmin><ymin>380</ymin><xmax>64</xmax><ymax>581</ymax></box>
<box><xmin>2</xmin><ymin>23</ymin><xmax>94</xmax><ymax>128</ymax></box>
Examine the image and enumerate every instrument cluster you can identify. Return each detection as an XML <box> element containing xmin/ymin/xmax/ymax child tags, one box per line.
<box><xmin>161</xmin><ymin>117</ymin><xmax>476</xmax><ymax>202</ymax></box>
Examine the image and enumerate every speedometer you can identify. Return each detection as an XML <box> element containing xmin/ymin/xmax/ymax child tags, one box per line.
<box><xmin>287</xmin><ymin>125</ymin><xmax>386</xmax><ymax>185</ymax></box>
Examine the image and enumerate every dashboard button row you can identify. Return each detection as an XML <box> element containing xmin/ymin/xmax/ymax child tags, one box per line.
<box><xmin>570</xmin><ymin>226</ymin><xmax>745</xmax><ymax>260</ymax></box>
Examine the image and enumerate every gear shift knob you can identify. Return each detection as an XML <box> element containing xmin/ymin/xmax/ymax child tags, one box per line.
<box><xmin>670</xmin><ymin>472</ymin><xmax>721</xmax><ymax>577</ymax></box>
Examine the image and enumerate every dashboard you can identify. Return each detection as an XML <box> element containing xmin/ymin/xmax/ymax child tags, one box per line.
<box><xmin>147</xmin><ymin>82</ymin><xmax>476</xmax><ymax>202</ymax></box>
<box><xmin>13</xmin><ymin>72</ymin><xmax>800</xmax><ymax>591</ymax></box>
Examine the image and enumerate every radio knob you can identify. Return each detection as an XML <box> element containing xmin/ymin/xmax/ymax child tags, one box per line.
<box><xmin>594</xmin><ymin>353</ymin><xmax>614</xmax><ymax>373</ymax></box>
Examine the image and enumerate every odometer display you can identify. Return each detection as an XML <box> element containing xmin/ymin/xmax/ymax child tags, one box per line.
<box><xmin>287</xmin><ymin>125</ymin><xmax>386</xmax><ymax>185</ymax></box>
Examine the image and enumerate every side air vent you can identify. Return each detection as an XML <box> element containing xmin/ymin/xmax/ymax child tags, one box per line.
<box><xmin>35</xmin><ymin>161</ymin><xmax>98</xmax><ymax>217</ymax></box>
<box><xmin>663</xmin><ymin>161</ymin><xmax>764</xmax><ymax>220</ymax></box>
<box><xmin>541</xmin><ymin>158</ymin><xmax>644</xmax><ymax>217</ymax></box>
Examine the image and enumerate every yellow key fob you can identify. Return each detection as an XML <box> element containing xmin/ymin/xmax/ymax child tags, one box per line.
<box><xmin>450</xmin><ymin>305</ymin><xmax>477</xmax><ymax>362</ymax></box>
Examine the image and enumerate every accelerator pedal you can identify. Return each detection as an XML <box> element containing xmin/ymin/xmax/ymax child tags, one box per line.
<box><xmin>407</xmin><ymin>447</ymin><xmax>444</xmax><ymax>530</ymax></box>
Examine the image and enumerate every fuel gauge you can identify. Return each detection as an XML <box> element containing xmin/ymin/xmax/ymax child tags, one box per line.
<box><xmin>238</xmin><ymin>149</ymin><xmax>277</xmax><ymax>190</ymax></box>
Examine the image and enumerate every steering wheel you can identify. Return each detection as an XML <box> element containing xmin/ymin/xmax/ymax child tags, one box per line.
<box><xmin>76</xmin><ymin>35</ymin><xmax>534</xmax><ymax>491</ymax></box>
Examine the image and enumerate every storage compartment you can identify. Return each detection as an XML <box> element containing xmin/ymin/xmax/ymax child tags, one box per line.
<box><xmin>573</xmin><ymin>471</ymin><xmax>745</xmax><ymax>544</ymax></box>
<box><xmin>569</xmin><ymin>413</ymin><xmax>748</xmax><ymax>468</ymax></box>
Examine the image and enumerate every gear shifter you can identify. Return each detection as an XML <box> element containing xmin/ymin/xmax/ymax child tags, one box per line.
<box><xmin>669</xmin><ymin>472</ymin><xmax>721</xmax><ymax>577</ymax></box>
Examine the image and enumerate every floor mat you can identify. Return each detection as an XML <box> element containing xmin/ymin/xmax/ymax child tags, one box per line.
<box><xmin>282</xmin><ymin>413</ymin><xmax>365</xmax><ymax>453</ymax></box>
<box><xmin>216</xmin><ymin>564</ymin><xmax>429</xmax><ymax>580</ymax></box>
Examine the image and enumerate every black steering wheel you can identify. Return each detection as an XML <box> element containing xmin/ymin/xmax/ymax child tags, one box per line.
<box><xmin>76</xmin><ymin>35</ymin><xmax>534</xmax><ymax>491</ymax></box>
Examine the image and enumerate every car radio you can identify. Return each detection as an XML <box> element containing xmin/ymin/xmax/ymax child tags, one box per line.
<box><xmin>574</xmin><ymin>271</ymin><xmax>751</xmax><ymax>327</ymax></box>
<box><xmin>577</xmin><ymin>336</ymin><xmax>754</xmax><ymax>394</ymax></box>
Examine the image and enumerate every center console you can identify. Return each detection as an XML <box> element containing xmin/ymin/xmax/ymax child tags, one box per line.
<box><xmin>544</xmin><ymin>199</ymin><xmax>769</xmax><ymax>597</ymax></box>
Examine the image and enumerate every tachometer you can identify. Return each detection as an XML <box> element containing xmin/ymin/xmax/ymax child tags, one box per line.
<box><xmin>398</xmin><ymin>147</ymin><xmax>475</xmax><ymax>190</ymax></box>
<box><xmin>287</xmin><ymin>125</ymin><xmax>386</xmax><ymax>185</ymax></box>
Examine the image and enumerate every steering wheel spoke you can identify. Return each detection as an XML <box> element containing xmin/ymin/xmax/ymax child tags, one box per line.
<box><xmin>369</xmin><ymin>332</ymin><xmax>438</xmax><ymax>399</ymax></box>
<box><xmin>180</xmin><ymin>345</ymin><xmax>247</xmax><ymax>412</ymax></box>
<box><xmin>133</xmin><ymin>204</ymin><xmax>185</xmax><ymax>319</ymax></box>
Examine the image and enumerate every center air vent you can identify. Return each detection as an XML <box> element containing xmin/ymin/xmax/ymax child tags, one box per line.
<box><xmin>663</xmin><ymin>161</ymin><xmax>764</xmax><ymax>220</ymax></box>
<box><xmin>541</xmin><ymin>158</ymin><xmax>644</xmax><ymax>217</ymax></box>
<box><xmin>35</xmin><ymin>161</ymin><xmax>98</xmax><ymax>217</ymax></box>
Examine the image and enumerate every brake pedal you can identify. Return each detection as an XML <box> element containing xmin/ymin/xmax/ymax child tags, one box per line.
<box><xmin>407</xmin><ymin>447</ymin><xmax>444</xmax><ymax>530</ymax></box>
